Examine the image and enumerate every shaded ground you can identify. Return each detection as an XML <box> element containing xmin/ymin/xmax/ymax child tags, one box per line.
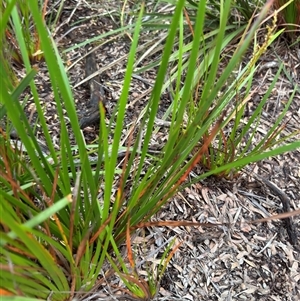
<box><xmin>13</xmin><ymin>1</ymin><xmax>300</xmax><ymax>300</ymax></box>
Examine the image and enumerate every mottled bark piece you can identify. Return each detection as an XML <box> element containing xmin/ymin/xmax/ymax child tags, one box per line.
<box><xmin>80</xmin><ymin>51</ymin><xmax>106</xmax><ymax>128</ymax></box>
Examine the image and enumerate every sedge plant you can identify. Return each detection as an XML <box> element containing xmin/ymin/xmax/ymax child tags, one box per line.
<box><xmin>197</xmin><ymin>13</ymin><xmax>299</xmax><ymax>177</ymax></box>
<box><xmin>1</xmin><ymin>0</ymin><xmax>300</xmax><ymax>300</ymax></box>
<box><xmin>134</xmin><ymin>0</ymin><xmax>299</xmax><ymax>178</ymax></box>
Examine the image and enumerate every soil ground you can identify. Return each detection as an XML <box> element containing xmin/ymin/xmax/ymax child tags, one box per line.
<box><xmin>12</xmin><ymin>1</ymin><xmax>300</xmax><ymax>300</ymax></box>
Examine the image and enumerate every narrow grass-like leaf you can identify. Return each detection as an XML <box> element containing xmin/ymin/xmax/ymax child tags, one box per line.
<box><xmin>0</xmin><ymin>68</ymin><xmax>36</xmax><ymax>119</ymax></box>
<box><xmin>1</xmin><ymin>205</ymin><xmax>70</xmax><ymax>296</ymax></box>
<box><xmin>27</xmin><ymin>1</ymin><xmax>95</xmax><ymax>200</ymax></box>
<box><xmin>130</xmin><ymin>0</ymin><xmax>186</xmax><ymax>199</ymax></box>
<box><xmin>188</xmin><ymin>141</ymin><xmax>300</xmax><ymax>185</ymax></box>
<box><xmin>1</xmin><ymin>88</ymin><xmax>55</xmax><ymax>196</ymax></box>
<box><xmin>97</xmin><ymin>3</ymin><xmax>146</xmax><ymax>277</ymax></box>
<box><xmin>0</xmin><ymin>194</ymin><xmax>71</xmax><ymax>243</ymax></box>
<box><xmin>0</xmin><ymin>0</ymin><xmax>18</xmax><ymax>38</ymax></box>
